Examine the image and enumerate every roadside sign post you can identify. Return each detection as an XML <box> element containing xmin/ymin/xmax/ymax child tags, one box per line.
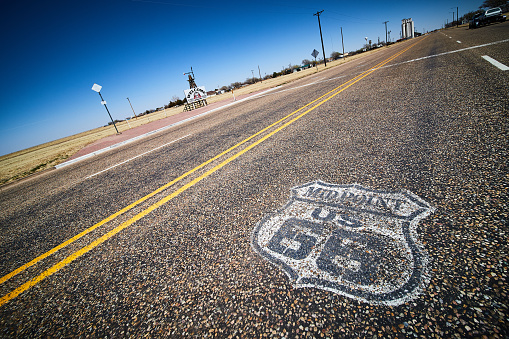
<box><xmin>91</xmin><ymin>83</ymin><xmax>120</xmax><ymax>134</ymax></box>
<box><xmin>312</xmin><ymin>49</ymin><xmax>319</xmax><ymax>69</ymax></box>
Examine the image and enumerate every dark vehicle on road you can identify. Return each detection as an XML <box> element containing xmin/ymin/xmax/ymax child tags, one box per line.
<box><xmin>469</xmin><ymin>13</ymin><xmax>483</xmax><ymax>29</ymax></box>
<box><xmin>470</xmin><ymin>7</ymin><xmax>506</xmax><ymax>28</ymax></box>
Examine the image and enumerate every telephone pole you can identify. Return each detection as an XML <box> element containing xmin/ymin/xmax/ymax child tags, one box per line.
<box><xmin>314</xmin><ymin>10</ymin><xmax>326</xmax><ymax>67</ymax></box>
<box><xmin>452</xmin><ymin>7</ymin><xmax>459</xmax><ymax>27</ymax></box>
<box><xmin>341</xmin><ymin>27</ymin><xmax>345</xmax><ymax>57</ymax></box>
<box><xmin>383</xmin><ymin>21</ymin><xmax>389</xmax><ymax>45</ymax></box>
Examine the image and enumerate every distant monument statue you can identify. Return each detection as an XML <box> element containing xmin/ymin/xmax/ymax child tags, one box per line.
<box><xmin>183</xmin><ymin>67</ymin><xmax>207</xmax><ymax>111</ymax></box>
<box><xmin>187</xmin><ymin>74</ymin><xmax>197</xmax><ymax>88</ymax></box>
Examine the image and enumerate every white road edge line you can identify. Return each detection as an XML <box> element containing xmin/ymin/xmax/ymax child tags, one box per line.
<box><xmin>84</xmin><ymin>134</ymin><xmax>191</xmax><ymax>180</ymax></box>
<box><xmin>379</xmin><ymin>38</ymin><xmax>509</xmax><ymax>70</ymax></box>
<box><xmin>56</xmin><ymin>87</ymin><xmax>279</xmax><ymax>169</ymax></box>
<box><xmin>481</xmin><ymin>55</ymin><xmax>509</xmax><ymax>71</ymax></box>
<box><xmin>257</xmin><ymin>75</ymin><xmax>347</xmax><ymax>97</ymax></box>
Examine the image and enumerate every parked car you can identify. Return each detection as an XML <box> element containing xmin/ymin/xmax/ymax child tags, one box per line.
<box><xmin>469</xmin><ymin>13</ymin><xmax>483</xmax><ymax>29</ymax></box>
<box><xmin>471</xmin><ymin>7</ymin><xmax>506</xmax><ymax>28</ymax></box>
<box><xmin>483</xmin><ymin>7</ymin><xmax>504</xmax><ymax>23</ymax></box>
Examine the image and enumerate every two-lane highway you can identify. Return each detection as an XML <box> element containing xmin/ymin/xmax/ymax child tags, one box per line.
<box><xmin>1</xmin><ymin>23</ymin><xmax>508</xmax><ymax>337</ymax></box>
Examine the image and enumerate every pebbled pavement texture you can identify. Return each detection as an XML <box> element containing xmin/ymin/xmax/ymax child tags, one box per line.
<box><xmin>0</xmin><ymin>24</ymin><xmax>508</xmax><ymax>338</ymax></box>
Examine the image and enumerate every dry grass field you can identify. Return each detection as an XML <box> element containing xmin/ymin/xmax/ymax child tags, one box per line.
<box><xmin>0</xmin><ymin>49</ymin><xmax>387</xmax><ymax>186</ymax></box>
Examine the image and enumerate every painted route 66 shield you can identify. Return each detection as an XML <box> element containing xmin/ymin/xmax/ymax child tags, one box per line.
<box><xmin>251</xmin><ymin>181</ymin><xmax>435</xmax><ymax>306</ymax></box>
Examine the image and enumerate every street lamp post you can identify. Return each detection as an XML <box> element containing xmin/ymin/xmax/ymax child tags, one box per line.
<box><xmin>91</xmin><ymin>83</ymin><xmax>120</xmax><ymax>134</ymax></box>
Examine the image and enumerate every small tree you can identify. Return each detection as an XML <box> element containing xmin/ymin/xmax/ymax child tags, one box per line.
<box><xmin>480</xmin><ymin>0</ymin><xmax>508</xmax><ymax>10</ymax></box>
<box><xmin>462</xmin><ymin>10</ymin><xmax>483</xmax><ymax>21</ymax></box>
<box><xmin>330</xmin><ymin>51</ymin><xmax>342</xmax><ymax>60</ymax></box>
<box><xmin>302</xmin><ymin>59</ymin><xmax>312</xmax><ymax>66</ymax></box>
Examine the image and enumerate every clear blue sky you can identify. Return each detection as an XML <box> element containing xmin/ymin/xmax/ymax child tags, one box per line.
<box><xmin>0</xmin><ymin>0</ymin><xmax>483</xmax><ymax>156</ymax></box>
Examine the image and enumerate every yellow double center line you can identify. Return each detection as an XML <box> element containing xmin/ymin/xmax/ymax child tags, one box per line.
<box><xmin>0</xmin><ymin>37</ymin><xmax>425</xmax><ymax>307</ymax></box>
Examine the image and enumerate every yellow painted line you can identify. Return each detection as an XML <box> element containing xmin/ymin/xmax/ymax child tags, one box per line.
<box><xmin>0</xmin><ymin>43</ymin><xmax>400</xmax><ymax>288</ymax></box>
<box><xmin>0</xmin><ymin>86</ymin><xmax>337</xmax><ymax>287</ymax></box>
<box><xmin>0</xmin><ymin>38</ymin><xmax>424</xmax><ymax>307</ymax></box>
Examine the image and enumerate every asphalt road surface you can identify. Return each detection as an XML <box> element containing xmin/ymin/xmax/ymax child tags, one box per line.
<box><xmin>1</xmin><ymin>23</ymin><xmax>508</xmax><ymax>338</ymax></box>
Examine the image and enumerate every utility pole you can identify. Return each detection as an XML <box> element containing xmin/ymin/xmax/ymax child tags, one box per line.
<box><xmin>258</xmin><ymin>65</ymin><xmax>262</xmax><ymax>83</ymax></box>
<box><xmin>383</xmin><ymin>21</ymin><xmax>389</xmax><ymax>45</ymax></box>
<box><xmin>314</xmin><ymin>10</ymin><xmax>326</xmax><ymax>67</ymax></box>
<box><xmin>340</xmin><ymin>27</ymin><xmax>344</xmax><ymax>58</ymax></box>
<box><xmin>251</xmin><ymin>70</ymin><xmax>255</xmax><ymax>84</ymax></box>
<box><xmin>127</xmin><ymin>97</ymin><xmax>138</xmax><ymax>119</ymax></box>
<box><xmin>452</xmin><ymin>7</ymin><xmax>459</xmax><ymax>27</ymax></box>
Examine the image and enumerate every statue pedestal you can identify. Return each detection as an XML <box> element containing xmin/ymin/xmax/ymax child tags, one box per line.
<box><xmin>183</xmin><ymin>99</ymin><xmax>207</xmax><ymax>112</ymax></box>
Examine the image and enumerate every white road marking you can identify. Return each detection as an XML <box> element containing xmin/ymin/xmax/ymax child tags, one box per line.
<box><xmin>257</xmin><ymin>75</ymin><xmax>347</xmax><ymax>97</ymax></box>
<box><xmin>260</xmin><ymin>39</ymin><xmax>509</xmax><ymax>99</ymax></box>
<box><xmin>481</xmin><ymin>55</ymin><xmax>509</xmax><ymax>71</ymax></box>
<box><xmin>253</xmin><ymin>181</ymin><xmax>435</xmax><ymax>306</ymax></box>
<box><xmin>85</xmin><ymin>134</ymin><xmax>191</xmax><ymax>180</ymax></box>
<box><xmin>457</xmin><ymin>40</ymin><xmax>462</xmax><ymax>44</ymax></box>
<box><xmin>380</xmin><ymin>38</ymin><xmax>509</xmax><ymax>69</ymax></box>
<box><xmin>57</xmin><ymin>87</ymin><xmax>280</xmax><ymax>169</ymax></box>
<box><xmin>255</xmin><ymin>39</ymin><xmax>509</xmax><ymax>101</ymax></box>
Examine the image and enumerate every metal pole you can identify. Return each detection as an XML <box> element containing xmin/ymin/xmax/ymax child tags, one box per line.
<box><xmin>98</xmin><ymin>92</ymin><xmax>120</xmax><ymax>134</ymax></box>
<box><xmin>127</xmin><ymin>97</ymin><xmax>138</xmax><ymax>119</ymax></box>
<box><xmin>314</xmin><ymin>10</ymin><xmax>326</xmax><ymax>67</ymax></box>
<box><xmin>341</xmin><ymin>27</ymin><xmax>344</xmax><ymax>57</ymax></box>
<box><xmin>383</xmin><ymin>21</ymin><xmax>389</xmax><ymax>44</ymax></box>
